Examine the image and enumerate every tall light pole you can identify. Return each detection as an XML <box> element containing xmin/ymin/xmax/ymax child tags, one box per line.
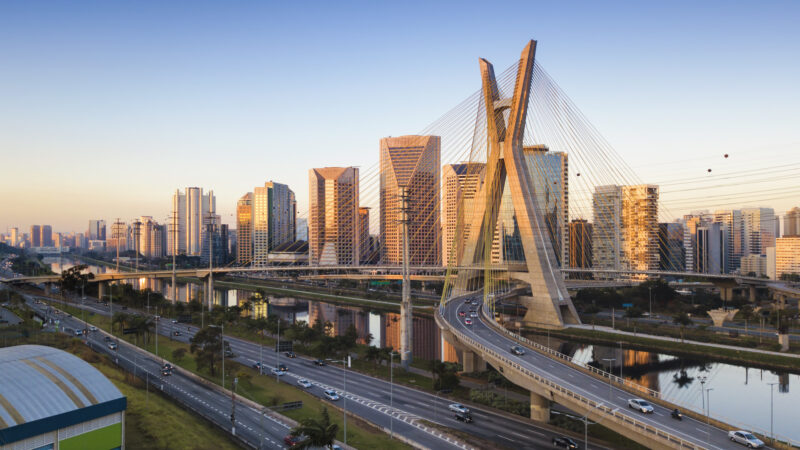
<box><xmin>768</xmin><ymin>382</ymin><xmax>779</xmax><ymax>443</ymax></box>
<box><xmin>618</xmin><ymin>341</ymin><xmax>624</xmax><ymax>380</ymax></box>
<box><xmin>698</xmin><ymin>375</ymin><xmax>707</xmax><ymax>414</ymax></box>
<box><xmin>705</xmin><ymin>387</ymin><xmax>714</xmax><ymax>446</ymax></box>
<box><xmin>328</xmin><ymin>357</ymin><xmax>350</xmax><ymax>446</ymax></box>
<box><xmin>398</xmin><ymin>187</ymin><xmax>412</xmax><ymax>370</ymax></box>
<box><xmin>648</xmin><ymin>286</ymin><xmax>653</xmax><ymax>318</ymax></box>
<box><xmin>601</xmin><ymin>358</ymin><xmax>615</xmax><ymax>402</ymax></box>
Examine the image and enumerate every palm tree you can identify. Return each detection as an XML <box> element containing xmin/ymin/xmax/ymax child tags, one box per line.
<box><xmin>673</xmin><ymin>312</ymin><xmax>693</xmax><ymax>342</ymax></box>
<box><xmin>290</xmin><ymin>407</ymin><xmax>338</xmax><ymax>449</ymax></box>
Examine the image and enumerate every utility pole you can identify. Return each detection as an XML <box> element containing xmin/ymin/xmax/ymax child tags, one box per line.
<box><xmin>399</xmin><ymin>187</ymin><xmax>412</xmax><ymax>370</ymax></box>
<box><xmin>168</xmin><ymin>212</ymin><xmax>179</xmax><ymax>304</ymax></box>
<box><xmin>206</xmin><ymin>211</ymin><xmax>215</xmax><ymax>312</ymax></box>
<box><xmin>113</xmin><ymin>218</ymin><xmax>123</xmax><ymax>273</ymax></box>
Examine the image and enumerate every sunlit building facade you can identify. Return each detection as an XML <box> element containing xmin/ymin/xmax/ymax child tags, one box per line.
<box><xmin>776</xmin><ymin>236</ymin><xmax>800</xmax><ymax>279</ymax></box>
<box><xmin>379</xmin><ymin>135</ymin><xmax>441</xmax><ymax>266</ymax></box>
<box><xmin>523</xmin><ymin>145</ymin><xmax>568</xmax><ymax>267</ymax></box>
<box><xmin>308</xmin><ymin>167</ymin><xmax>360</xmax><ymax>266</ymax></box>
<box><xmin>236</xmin><ymin>193</ymin><xmax>253</xmax><ymax>266</ymax></box>
<box><xmin>442</xmin><ymin>162</ymin><xmax>485</xmax><ymax>267</ymax></box>
<box><xmin>253</xmin><ymin>181</ymin><xmax>296</xmax><ymax>267</ymax></box>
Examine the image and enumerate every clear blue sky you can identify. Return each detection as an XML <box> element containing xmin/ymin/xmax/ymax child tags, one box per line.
<box><xmin>1</xmin><ymin>1</ymin><xmax>798</xmax><ymax>232</ymax></box>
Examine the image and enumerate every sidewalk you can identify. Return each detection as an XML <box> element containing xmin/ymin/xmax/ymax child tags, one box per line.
<box><xmin>569</xmin><ymin>324</ymin><xmax>800</xmax><ymax>359</ymax></box>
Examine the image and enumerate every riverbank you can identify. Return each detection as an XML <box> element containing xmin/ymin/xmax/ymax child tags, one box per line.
<box><xmin>528</xmin><ymin>325</ymin><xmax>800</xmax><ymax>372</ymax></box>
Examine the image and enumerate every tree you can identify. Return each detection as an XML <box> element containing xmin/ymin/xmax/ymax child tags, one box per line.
<box><xmin>673</xmin><ymin>312</ymin><xmax>693</xmax><ymax>341</ymax></box>
<box><xmin>431</xmin><ymin>360</ymin><xmax>460</xmax><ymax>391</ymax></box>
<box><xmin>59</xmin><ymin>265</ymin><xmax>94</xmax><ymax>295</ymax></box>
<box><xmin>190</xmin><ymin>326</ymin><xmax>222</xmax><ymax>376</ymax></box>
<box><xmin>290</xmin><ymin>407</ymin><xmax>338</xmax><ymax>449</ymax></box>
<box><xmin>112</xmin><ymin>312</ymin><xmax>130</xmax><ymax>334</ymax></box>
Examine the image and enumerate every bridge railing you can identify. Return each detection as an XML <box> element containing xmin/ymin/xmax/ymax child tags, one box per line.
<box><xmin>474</xmin><ymin>300</ymin><xmax>800</xmax><ymax>449</ymax></box>
<box><xmin>435</xmin><ymin>309</ymin><xmax>705</xmax><ymax>450</ymax></box>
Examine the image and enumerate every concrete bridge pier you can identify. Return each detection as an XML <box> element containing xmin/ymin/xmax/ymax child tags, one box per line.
<box><xmin>98</xmin><ymin>282</ymin><xmax>106</xmax><ymax>301</ymax></box>
<box><xmin>44</xmin><ymin>283</ymin><xmax>51</xmax><ymax>296</ymax></box>
<box><xmin>462</xmin><ymin>350</ymin><xmax>486</xmax><ymax>373</ymax></box>
<box><xmin>720</xmin><ymin>287</ymin><xmax>733</xmax><ymax>302</ymax></box>
<box><xmin>530</xmin><ymin>392</ymin><xmax>550</xmax><ymax>422</ymax></box>
<box><xmin>749</xmin><ymin>285</ymin><xmax>757</xmax><ymax>302</ymax></box>
<box><xmin>207</xmin><ymin>274</ymin><xmax>214</xmax><ymax>311</ymax></box>
<box><xmin>707</xmin><ymin>308</ymin><xmax>738</xmax><ymax>327</ymax></box>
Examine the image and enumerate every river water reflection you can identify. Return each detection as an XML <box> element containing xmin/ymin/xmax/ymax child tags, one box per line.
<box><xmin>47</xmin><ymin>258</ymin><xmax>800</xmax><ymax>442</ymax></box>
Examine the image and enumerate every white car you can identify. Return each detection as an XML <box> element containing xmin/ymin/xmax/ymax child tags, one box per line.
<box><xmin>297</xmin><ymin>379</ymin><xmax>312</xmax><ymax>389</ymax></box>
<box><xmin>323</xmin><ymin>389</ymin><xmax>340</xmax><ymax>401</ymax></box>
<box><xmin>270</xmin><ymin>368</ymin><xmax>286</xmax><ymax>376</ymax></box>
<box><xmin>728</xmin><ymin>430</ymin><xmax>765</xmax><ymax>448</ymax></box>
<box><xmin>448</xmin><ymin>403</ymin><xmax>469</xmax><ymax>414</ymax></box>
<box><xmin>470</xmin><ymin>312</ymin><xmax>478</xmax><ymax>318</ymax></box>
<box><xmin>89</xmin><ymin>326</ymin><xmax>98</xmax><ymax>332</ymax></box>
<box><xmin>627</xmin><ymin>398</ymin><xmax>654</xmax><ymax>413</ymax></box>
<box><xmin>464</xmin><ymin>318</ymin><xmax>473</xmax><ymax>325</ymax></box>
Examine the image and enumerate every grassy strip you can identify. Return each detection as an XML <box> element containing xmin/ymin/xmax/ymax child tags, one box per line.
<box><xmin>531</xmin><ymin>327</ymin><xmax>800</xmax><ymax>372</ymax></box>
<box><xmin>48</xmin><ymin>300</ymin><xmax>411</xmax><ymax>450</ymax></box>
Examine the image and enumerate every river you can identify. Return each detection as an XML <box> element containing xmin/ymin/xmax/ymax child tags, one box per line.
<box><xmin>46</xmin><ymin>257</ymin><xmax>800</xmax><ymax>442</ymax></box>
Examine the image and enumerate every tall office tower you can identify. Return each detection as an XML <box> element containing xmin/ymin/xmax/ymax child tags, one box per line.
<box><xmin>741</xmin><ymin>254</ymin><xmax>767</xmax><ymax>277</ymax></box>
<box><xmin>308</xmin><ymin>167</ymin><xmax>360</xmax><ymax>266</ymax></box>
<box><xmin>776</xmin><ymin>236</ymin><xmax>800</xmax><ymax>279</ymax></box>
<box><xmin>30</xmin><ymin>225</ymin><xmax>41</xmax><ymax>247</ymax></box>
<box><xmin>136</xmin><ymin>216</ymin><xmax>164</xmax><ymax>258</ymax></box>
<box><xmin>681</xmin><ymin>211</ymin><xmax>712</xmax><ymax>272</ymax></box>
<box><xmin>201</xmin><ymin>221</ymin><xmax>225</xmax><ymax>265</ymax></box>
<box><xmin>379</xmin><ymin>135</ymin><xmax>441</xmax><ymax>265</ymax></box>
<box><xmin>88</xmin><ymin>220</ymin><xmax>106</xmax><ymax>241</ymax></box>
<box><xmin>592</xmin><ymin>185</ymin><xmax>622</xmax><ymax>271</ymax></box>
<box><xmin>74</xmin><ymin>232</ymin><xmax>86</xmax><ymax>249</ymax></box>
<box><xmin>219</xmin><ymin>224</ymin><xmax>229</xmax><ymax>263</ymax></box>
<box><xmin>442</xmin><ymin>162</ymin><xmax>485</xmax><ymax>267</ymax></box>
<box><xmin>9</xmin><ymin>228</ymin><xmax>18</xmax><ymax>247</ymax></box>
<box><xmin>621</xmin><ymin>185</ymin><xmax>660</xmax><ymax>273</ymax></box>
<box><xmin>236</xmin><ymin>193</ymin><xmax>253</xmax><ymax>266</ymax></box>
<box><xmin>696</xmin><ymin>222</ymin><xmax>724</xmax><ymax>274</ymax></box>
<box><xmin>713</xmin><ymin>209</ymin><xmax>742</xmax><ymax>273</ymax></box>
<box><xmin>523</xmin><ymin>145</ymin><xmax>569</xmax><ymax>267</ymax></box>
<box><xmin>568</xmin><ymin>219</ymin><xmax>593</xmax><ymax>270</ymax></box>
<box><xmin>658</xmin><ymin>222</ymin><xmax>685</xmax><ymax>271</ymax></box>
<box><xmin>742</xmin><ymin>207</ymin><xmax>776</xmax><ymax>257</ymax></box>
<box><xmin>784</xmin><ymin>207</ymin><xmax>800</xmax><ymax>237</ymax></box>
<box><xmin>168</xmin><ymin>189</ymin><xmax>186</xmax><ymax>255</ymax></box>
<box><xmin>40</xmin><ymin>225</ymin><xmax>53</xmax><ymax>247</ymax></box>
<box><xmin>358</xmin><ymin>207</ymin><xmax>371</xmax><ymax>264</ymax></box>
<box><xmin>592</xmin><ymin>185</ymin><xmax>659</xmax><ymax>275</ymax></box>
<box><xmin>253</xmin><ymin>181</ymin><xmax>297</xmax><ymax>266</ymax></box>
<box><xmin>169</xmin><ymin>188</ymin><xmax>215</xmax><ymax>256</ymax></box>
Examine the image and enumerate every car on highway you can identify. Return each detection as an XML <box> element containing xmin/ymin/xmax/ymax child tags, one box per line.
<box><xmin>104</xmin><ymin>336</ymin><xmax>112</xmax><ymax>342</ymax></box>
<box><xmin>89</xmin><ymin>326</ymin><xmax>98</xmax><ymax>332</ymax></box>
<box><xmin>161</xmin><ymin>364</ymin><xmax>173</xmax><ymax>376</ymax></box>
<box><xmin>458</xmin><ymin>311</ymin><xmax>466</xmax><ymax>317</ymax></box>
<box><xmin>283</xmin><ymin>434</ymin><xmax>304</xmax><ymax>447</ymax></box>
<box><xmin>448</xmin><ymin>403</ymin><xmax>469</xmax><ymax>414</ymax></box>
<box><xmin>270</xmin><ymin>368</ymin><xmax>286</xmax><ymax>377</ymax></box>
<box><xmin>454</xmin><ymin>411</ymin><xmax>473</xmax><ymax>423</ymax></box>
<box><xmin>74</xmin><ymin>329</ymin><xmax>83</xmax><ymax>336</ymax></box>
<box><xmin>253</xmin><ymin>362</ymin><xmax>263</xmax><ymax>370</ymax></box>
<box><xmin>728</xmin><ymin>430</ymin><xmax>765</xmax><ymax>448</ymax></box>
<box><xmin>107</xmin><ymin>342</ymin><xmax>118</xmax><ymax>350</ymax></box>
<box><xmin>510</xmin><ymin>345</ymin><xmax>525</xmax><ymax>355</ymax></box>
<box><xmin>277</xmin><ymin>363</ymin><xmax>288</xmax><ymax>372</ymax></box>
<box><xmin>173</xmin><ymin>331</ymin><xmax>181</xmax><ymax>336</ymax></box>
<box><xmin>464</xmin><ymin>318</ymin><xmax>472</xmax><ymax>325</ymax></box>
<box><xmin>627</xmin><ymin>398</ymin><xmax>654</xmax><ymax>413</ymax></box>
<box><xmin>171</xmin><ymin>319</ymin><xmax>178</xmax><ymax>324</ymax></box>
<box><xmin>297</xmin><ymin>379</ymin><xmax>312</xmax><ymax>389</ymax></box>
<box><xmin>284</xmin><ymin>351</ymin><xmax>297</xmax><ymax>358</ymax></box>
<box><xmin>552</xmin><ymin>436</ymin><xmax>579</xmax><ymax>448</ymax></box>
<box><xmin>470</xmin><ymin>311</ymin><xmax>478</xmax><ymax>317</ymax></box>
<box><xmin>323</xmin><ymin>389</ymin><xmax>340</xmax><ymax>401</ymax></box>
<box><xmin>313</xmin><ymin>359</ymin><xmax>326</xmax><ymax>366</ymax></box>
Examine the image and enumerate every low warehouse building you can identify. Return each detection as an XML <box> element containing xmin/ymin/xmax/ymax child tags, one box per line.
<box><xmin>0</xmin><ymin>345</ymin><xmax>126</xmax><ymax>449</ymax></box>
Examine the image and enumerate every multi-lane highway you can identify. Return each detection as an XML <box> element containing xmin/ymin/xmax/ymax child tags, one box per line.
<box><xmin>25</xmin><ymin>291</ymin><xmax>605</xmax><ymax>450</ymax></box>
<box><xmin>442</xmin><ymin>295</ymin><xmax>766</xmax><ymax>450</ymax></box>
<box><xmin>23</xmin><ymin>294</ymin><xmax>295</xmax><ymax>449</ymax></box>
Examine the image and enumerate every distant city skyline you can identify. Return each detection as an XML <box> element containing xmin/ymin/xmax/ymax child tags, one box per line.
<box><xmin>2</xmin><ymin>1</ymin><xmax>799</xmax><ymax>231</ymax></box>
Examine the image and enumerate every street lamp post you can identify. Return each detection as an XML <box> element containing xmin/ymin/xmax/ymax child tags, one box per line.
<box><xmin>648</xmin><ymin>286</ymin><xmax>653</xmax><ymax>318</ymax></box>
<box><xmin>768</xmin><ymin>382</ymin><xmax>779</xmax><ymax>443</ymax></box>
<box><xmin>705</xmin><ymin>387</ymin><xmax>714</xmax><ymax>445</ymax></box>
<box><xmin>618</xmin><ymin>341</ymin><xmax>623</xmax><ymax>380</ymax></box>
<box><xmin>698</xmin><ymin>376</ymin><xmax>707</xmax><ymax>414</ymax></box>
<box><xmin>601</xmin><ymin>358</ymin><xmax>615</xmax><ymax>402</ymax></box>
<box><xmin>582</xmin><ymin>402</ymin><xmax>604</xmax><ymax>450</ymax></box>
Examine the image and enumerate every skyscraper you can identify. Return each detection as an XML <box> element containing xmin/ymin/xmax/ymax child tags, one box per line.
<box><xmin>30</xmin><ymin>225</ymin><xmax>41</xmax><ymax>247</ymax></box>
<box><xmin>784</xmin><ymin>207</ymin><xmax>800</xmax><ymax>237</ymax></box>
<box><xmin>308</xmin><ymin>167</ymin><xmax>360</xmax><ymax>266</ymax></box>
<box><xmin>776</xmin><ymin>236</ymin><xmax>800</xmax><ymax>279</ymax></box>
<box><xmin>442</xmin><ymin>162</ymin><xmax>485</xmax><ymax>267</ymax></box>
<box><xmin>88</xmin><ymin>220</ymin><xmax>106</xmax><ymax>241</ymax></box>
<box><xmin>713</xmin><ymin>209</ymin><xmax>742</xmax><ymax>273</ymax></box>
<box><xmin>41</xmin><ymin>225</ymin><xmax>53</xmax><ymax>247</ymax></box>
<box><xmin>9</xmin><ymin>228</ymin><xmax>18</xmax><ymax>247</ymax></box>
<box><xmin>379</xmin><ymin>135</ymin><xmax>441</xmax><ymax>266</ymax></box>
<box><xmin>592</xmin><ymin>185</ymin><xmax>659</xmax><ymax>275</ymax></box>
<box><xmin>253</xmin><ymin>181</ymin><xmax>296</xmax><ymax>266</ymax></box>
<box><xmin>742</xmin><ymin>207</ymin><xmax>776</xmax><ymax>257</ymax></box>
<box><xmin>136</xmin><ymin>216</ymin><xmax>164</xmax><ymax>258</ymax></box>
<box><xmin>658</xmin><ymin>222</ymin><xmax>684</xmax><ymax>271</ymax></box>
<box><xmin>358</xmin><ymin>207</ymin><xmax>370</xmax><ymax>264</ymax></box>
<box><xmin>236</xmin><ymin>193</ymin><xmax>253</xmax><ymax>266</ymax></box>
<box><xmin>523</xmin><ymin>145</ymin><xmax>568</xmax><ymax>267</ymax></box>
<box><xmin>169</xmin><ymin>188</ymin><xmax>216</xmax><ymax>256</ymax></box>
<box><xmin>696</xmin><ymin>222</ymin><xmax>724</xmax><ymax>274</ymax></box>
<box><xmin>568</xmin><ymin>219</ymin><xmax>593</xmax><ymax>270</ymax></box>
<box><xmin>108</xmin><ymin>220</ymin><xmax>128</xmax><ymax>253</ymax></box>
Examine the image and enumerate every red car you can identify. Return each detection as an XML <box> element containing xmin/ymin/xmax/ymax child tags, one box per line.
<box><xmin>458</xmin><ymin>311</ymin><xmax>466</xmax><ymax>317</ymax></box>
<box><xmin>465</xmin><ymin>318</ymin><xmax>473</xmax><ymax>325</ymax></box>
<box><xmin>284</xmin><ymin>434</ymin><xmax>304</xmax><ymax>447</ymax></box>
